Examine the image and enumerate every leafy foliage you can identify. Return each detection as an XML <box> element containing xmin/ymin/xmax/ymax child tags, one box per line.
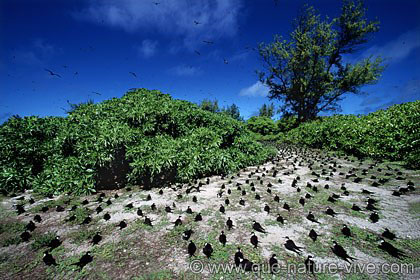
<box><xmin>279</xmin><ymin>101</ymin><xmax>420</xmax><ymax>168</ymax></box>
<box><xmin>0</xmin><ymin>89</ymin><xmax>276</xmax><ymax>195</ymax></box>
<box><xmin>257</xmin><ymin>0</ymin><xmax>385</xmax><ymax>122</ymax></box>
<box><xmin>258</xmin><ymin>103</ymin><xmax>275</xmax><ymax>118</ymax></box>
<box><xmin>247</xmin><ymin>116</ymin><xmax>277</xmax><ymax>136</ymax></box>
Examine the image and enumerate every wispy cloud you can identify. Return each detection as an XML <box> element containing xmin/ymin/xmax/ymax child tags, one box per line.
<box><xmin>357</xmin><ymin>27</ymin><xmax>420</xmax><ymax>64</ymax></box>
<box><xmin>74</xmin><ymin>0</ymin><xmax>242</xmax><ymax>49</ymax></box>
<box><xmin>358</xmin><ymin>79</ymin><xmax>420</xmax><ymax>114</ymax></box>
<box><xmin>12</xmin><ymin>39</ymin><xmax>58</xmax><ymax>66</ymax></box>
<box><xmin>239</xmin><ymin>81</ymin><xmax>269</xmax><ymax>97</ymax></box>
<box><xmin>168</xmin><ymin>65</ymin><xmax>202</xmax><ymax>77</ymax></box>
<box><xmin>137</xmin><ymin>39</ymin><xmax>158</xmax><ymax>58</ymax></box>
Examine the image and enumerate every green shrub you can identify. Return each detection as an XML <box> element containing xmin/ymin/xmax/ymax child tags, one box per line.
<box><xmin>279</xmin><ymin>101</ymin><xmax>420</xmax><ymax>168</ymax></box>
<box><xmin>0</xmin><ymin>89</ymin><xmax>276</xmax><ymax>195</ymax></box>
<box><xmin>246</xmin><ymin>116</ymin><xmax>278</xmax><ymax>136</ymax></box>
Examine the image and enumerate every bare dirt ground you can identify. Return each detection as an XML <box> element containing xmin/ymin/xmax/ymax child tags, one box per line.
<box><xmin>0</xmin><ymin>145</ymin><xmax>419</xmax><ymax>280</ymax></box>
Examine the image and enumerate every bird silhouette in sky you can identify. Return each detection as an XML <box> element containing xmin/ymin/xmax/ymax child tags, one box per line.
<box><xmin>153</xmin><ymin>2</ymin><xmax>160</xmax><ymax>5</ymax></box>
<box><xmin>45</xmin><ymin>69</ymin><xmax>62</xmax><ymax>78</ymax></box>
<box><xmin>92</xmin><ymin>91</ymin><xmax>101</xmax><ymax>96</ymax></box>
<box><xmin>129</xmin><ymin>72</ymin><xmax>137</xmax><ymax>78</ymax></box>
<box><xmin>194</xmin><ymin>20</ymin><xmax>201</xmax><ymax>25</ymax></box>
<box><xmin>223</xmin><ymin>58</ymin><xmax>228</xmax><ymax>64</ymax></box>
<box><xmin>195</xmin><ymin>50</ymin><xmax>201</xmax><ymax>56</ymax></box>
<box><xmin>203</xmin><ymin>40</ymin><xmax>214</xmax><ymax>44</ymax></box>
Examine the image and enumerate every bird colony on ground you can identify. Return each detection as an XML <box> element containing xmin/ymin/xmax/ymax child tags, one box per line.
<box><xmin>2</xmin><ymin>145</ymin><xmax>419</xmax><ymax>278</ymax></box>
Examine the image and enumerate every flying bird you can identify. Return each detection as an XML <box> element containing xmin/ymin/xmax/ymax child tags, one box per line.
<box><xmin>195</xmin><ymin>50</ymin><xmax>201</xmax><ymax>56</ymax></box>
<box><xmin>92</xmin><ymin>91</ymin><xmax>101</xmax><ymax>96</ymax></box>
<box><xmin>44</xmin><ymin>69</ymin><xmax>62</xmax><ymax>78</ymax></box>
<box><xmin>194</xmin><ymin>20</ymin><xmax>201</xmax><ymax>25</ymax></box>
<box><xmin>203</xmin><ymin>40</ymin><xmax>214</xmax><ymax>44</ymax></box>
<box><xmin>129</xmin><ymin>72</ymin><xmax>137</xmax><ymax>78</ymax></box>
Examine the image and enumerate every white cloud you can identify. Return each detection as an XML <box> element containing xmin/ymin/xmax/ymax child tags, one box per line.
<box><xmin>239</xmin><ymin>81</ymin><xmax>269</xmax><ymax>97</ymax></box>
<box><xmin>358</xmin><ymin>27</ymin><xmax>420</xmax><ymax>64</ymax></box>
<box><xmin>74</xmin><ymin>0</ymin><xmax>242</xmax><ymax>49</ymax></box>
<box><xmin>137</xmin><ymin>39</ymin><xmax>158</xmax><ymax>58</ymax></box>
<box><xmin>169</xmin><ymin>65</ymin><xmax>202</xmax><ymax>77</ymax></box>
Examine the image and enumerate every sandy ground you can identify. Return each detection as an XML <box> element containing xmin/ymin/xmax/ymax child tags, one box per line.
<box><xmin>0</xmin><ymin>145</ymin><xmax>419</xmax><ymax>279</ymax></box>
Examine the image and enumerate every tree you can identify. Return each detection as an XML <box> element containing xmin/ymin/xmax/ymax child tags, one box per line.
<box><xmin>199</xmin><ymin>99</ymin><xmax>220</xmax><ymax>113</ymax></box>
<box><xmin>257</xmin><ymin>0</ymin><xmax>385</xmax><ymax>123</ymax></box>
<box><xmin>221</xmin><ymin>103</ymin><xmax>243</xmax><ymax>121</ymax></box>
<box><xmin>258</xmin><ymin>103</ymin><xmax>275</xmax><ymax>118</ymax></box>
<box><xmin>247</xmin><ymin>116</ymin><xmax>277</xmax><ymax>136</ymax></box>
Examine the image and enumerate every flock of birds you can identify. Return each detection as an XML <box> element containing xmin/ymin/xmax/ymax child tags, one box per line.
<box><xmin>10</xmin><ymin>146</ymin><xmax>416</xmax><ymax>275</ymax></box>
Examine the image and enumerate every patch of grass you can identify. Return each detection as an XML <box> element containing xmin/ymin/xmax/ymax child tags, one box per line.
<box><xmin>132</xmin><ymin>270</ymin><xmax>174</xmax><ymax>280</ymax></box>
<box><xmin>68</xmin><ymin>228</ymin><xmax>97</xmax><ymax>245</ymax></box>
<box><xmin>31</xmin><ymin>232</ymin><xmax>58</xmax><ymax>250</ymax></box>
<box><xmin>408</xmin><ymin>201</ymin><xmax>420</xmax><ymax>218</ymax></box>
<box><xmin>0</xmin><ymin>220</ymin><xmax>26</xmax><ymax>247</ymax></box>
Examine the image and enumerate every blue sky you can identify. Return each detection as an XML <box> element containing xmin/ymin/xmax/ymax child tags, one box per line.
<box><xmin>1</xmin><ymin>0</ymin><xmax>419</xmax><ymax>123</ymax></box>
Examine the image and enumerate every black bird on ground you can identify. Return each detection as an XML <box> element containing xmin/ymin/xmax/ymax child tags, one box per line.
<box><xmin>269</xmin><ymin>254</ymin><xmax>278</xmax><ymax>274</ymax></box>
<box><xmin>274</xmin><ymin>195</ymin><xmax>280</xmax><ymax>202</ymax></box>
<box><xmin>234</xmin><ymin>247</ymin><xmax>244</xmax><ymax>266</ymax></box>
<box><xmin>29</xmin><ymin>198</ymin><xmax>35</xmax><ymax>204</ymax></box>
<box><xmin>341</xmin><ymin>224</ymin><xmax>352</xmax><ymax>237</ymax></box>
<box><xmin>225</xmin><ymin>198</ymin><xmax>230</xmax><ymax>205</ymax></box>
<box><xmin>351</xmin><ymin>204</ymin><xmax>362</xmax><ymax>211</ymax></box>
<box><xmin>106</xmin><ymin>199</ymin><xmax>112</xmax><ymax>206</ymax></box>
<box><xmin>378</xmin><ymin>239</ymin><xmax>406</xmax><ymax>258</ymax></box>
<box><xmin>239</xmin><ymin>198</ymin><xmax>245</xmax><ymax>206</ymax></box>
<box><xmin>165</xmin><ymin>206</ymin><xmax>172</xmax><ymax>213</ymax></box>
<box><xmin>188</xmin><ymin>240</ymin><xmax>196</xmax><ymax>257</ymax></box>
<box><xmin>252</xmin><ymin>221</ymin><xmax>267</xmax><ymax>233</ymax></box>
<box><xmin>144</xmin><ymin>216</ymin><xmax>153</xmax><ymax>227</ymax></box>
<box><xmin>226</xmin><ymin>217</ymin><xmax>234</xmax><ymax>230</ymax></box>
<box><xmin>20</xmin><ymin>231</ymin><xmax>31</xmax><ymax>242</ymax></box>
<box><xmin>250</xmin><ymin>232</ymin><xmax>258</xmax><ymax>248</ymax></box>
<box><xmin>327</xmin><ymin>196</ymin><xmax>337</xmax><ymax>203</ymax></box>
<box><xmin>255</xmin><ymin>194</ymin><xmax>261</xmax><ymax>200</ymax></box>
<box><xmin>362</xmin><ymin>189</ymin><xmax>374</xmax><ymax>195</ymax></box>
<box><xmin>174</xmin><ymin>216</ymin><xmax>182</xmax><ymax>227</ymax></box>
<box><xmin>146</xmin><ymin>194</ymin><xmax>152</xmax><ymax>201</ymax></box>
<box><xmin>91</xmin><ymin>232</ymin><xmax>102</xmax><ymax>245</ymax></box>
<box><xmin>194</xmin><ymin>213</ymin><xmax>202</xmax><ymax>221</ymax></box>
<box><xmin>34</xmin><ymin>214</ymin><xmax>42</xmax><ymax>223</ymax></box>
<box><xmin>81</xmin><ymin>199</ymin><xmax>89</xmax><ymax>205</ymax></box>
<box><xmin>369</xmin><ymin>211</ymin><xmax>379</xmax><ymax>223</ymax></box>
<box><xmin>67</xmin><ymin>215</ymin><xmax>76</xmax><ymax>222</ymax></box>
<box><xmin>26</xmin><ymin>221</ymin><xmax>36</xmax><ymax>232</ymax></box>
<box><xmin>192</xmin><ymin>196</ymin><xmax>198</xmax><ymax>203</ymax></box>
<box><xmin>219</xmin><ymin>231</ymin><xmax>227</xmax><ymax>246</ymax></box>
<box><xmin>203</xmin><ymin>243</ymin><xmax>213</xmax><ymax>258</ymax></box>
<box><xmin>103</xmin><ymin>213</ymin><xmax>111</xmax><ymax>221</ymax></box>
<box><xmin>264</xmin><ymin>204</ymin><xmax>270</xmax><ymax>214</ymax></box>
<box><xmin>366</xmin><ymin>202</ymin><xmax>378</xmax><ymax>211</ymax></box>
<box><xmin>309</xmin><ymin>229</ymin><xmax>319</xmax><ymax>241</ymax></box>
<box><xmin>48</xmin><ymin>236</ymin><xmax>62</xmax><ymax>249</ymax></box>
<box><xmin>239</xmin><ymin>257</ymin><xmax>257</xmax><ymax>271</ymax></box>
<box><xmin>182</xmin><ymin>229</ymin><xmax>194</xmax><ymax>241</ymax></box>
<box><xmin>118</xmin><ymin>220</ymin><xmax>127</xmax><ymax>230</ymax></box>
<box><xmin>283</xmin><ymin>203</ymin><xmax>290</xmax><ymax>211</ymax></box>
<box><xmin>125</xmin><ymin>203</ymin><xmax>134</xmax><ymax>209</ymax></box>
<box><xmin>382</xmin><ymin>228</ymin><xmax>396</xmax><ymax>240</ymax></box>
<box><xmin>367</xmin><ymin>197</ymin><xmax>377</xmax><ymax>204</ymax></box>
<box><xmin>305</xmin><ymin>255</ymin><xmax>315</xmax><ymax>275</ymax></box>
<box><xmin>277</xmin><ymin>214</ymin><xmax>285</xmax><ymax>224</ymax></box>
<box><xmin>331</xmin><ymin>241</ymin><xmax>356</xmax><ymax>263</ymax></box>
<box><xmin>326</xmin><ymin>207</ymin><xmax>338</xmax><ymax>217</ymax></box>
<box><xmin>81</xmin><ymin>216</ymin><xmax>92</xmax><ymax>225</ymax></box>
<box><xmin>305</xmin><ymin>193</ymin><xmax>312</xmax><ymax>199</ymax></box>
<box><xmin>306</xmin><ymin>211</ymin><xmax>320</xmax><ymax>224</ymax></box>
<box><xmin>151</xmin><ymin>203</ymin><xmax>157</xmax><ymax>211</ymax></box>
<box><xmin>284</xmin><ymin>236</ymin><xmax>303</xmax><ymax>255</ymax></box>
<box><xmin>15</xmin><ymin>204</ymin><xmax>25</xmax><ymax>215</ymax></box>
<box><xmin>45</xmin><ymin>69</ymin><xmax>62</xmax><ymax>78</ymax></box>
<box><xmin>95</xmin><ymin>205</ymin><xmax>103</xmax><ymax>214</ymax></box>
<box><xmin>219</xmin><ymin>205</ymin><xmax>225</xmax><ymax>214</ymax></box>
<box><xmin>55</xmin><ymin>205</ymin><xmax>65</xmax><ymax>212</ymax></box>
<box><xmin>43</xmin><ymin>250</ymin><xmax>57</xmax><ymax>266</ymax></box>
<box><xmin>186</xmin><ymin>206</ymin><xmax>193</xmax><ymax>214</ymax></box>
<box><xmin>299</xmin><ymin>197</ymin><xmax>305</xmax><ymax>206</ymax></box>
<box><xmin>72</xmin><ymin>251</ymin><xmax>93</xmax><ymax>270</ymax></box>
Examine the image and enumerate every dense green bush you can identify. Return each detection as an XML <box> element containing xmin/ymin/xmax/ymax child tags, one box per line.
<box><xmin>246</xmin><ymin>116</ymin><xmax>277</xmax><ymax>136</ymax></box>
<box><xmin>0</xmin><ymin>89</ymin><xmax>276</xmax><ymax>195</ymax></box>
<box><xmin>279</xmin><ymin>101</ymin><xmax>420</xmax><ymax>168</ymax></box>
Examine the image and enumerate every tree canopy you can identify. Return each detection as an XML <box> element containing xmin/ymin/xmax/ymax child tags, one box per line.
<box><xmin>258</xmin><ymin>103</ymin><xmax>275</xmax><ymax>118</ymax></box>
<box><xmin>257</xmin><ymin>0</ymin><xmax>385</xmax><ymax>122</ymax></box>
